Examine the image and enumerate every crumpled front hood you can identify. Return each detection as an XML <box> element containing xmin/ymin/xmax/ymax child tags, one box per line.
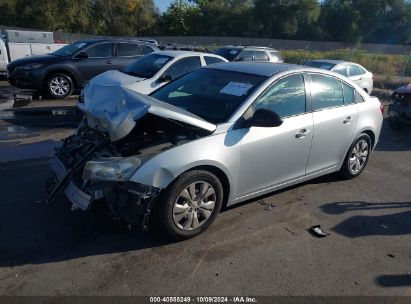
<box><xmin>78</xmin><ymin>70</ymin><xmax>216</xmax><ymax>142</ymax></box>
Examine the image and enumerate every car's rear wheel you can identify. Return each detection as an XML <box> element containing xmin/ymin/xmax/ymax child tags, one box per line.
<box><xmin>153</xmin><ymin>170</ymin><xmax>223</xmax><ymax>240</ymax></box>
<box><xmin>46</xmin><ymin>73</ymin><xmax>73</xmax><ymax>99</ymax></box>
<box><xmin>339</xmin><ymin>134</ymin><xmax>371</xmax><ymax>179</ymax></box>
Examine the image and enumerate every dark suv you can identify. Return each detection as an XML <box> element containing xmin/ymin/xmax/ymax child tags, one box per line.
<box><xmin>7</xmin><ymin>39</ymin><xmax>159</xmax><ymax>98</ymax></box>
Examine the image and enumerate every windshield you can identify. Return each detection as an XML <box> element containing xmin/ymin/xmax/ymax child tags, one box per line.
<box><xmin>124</xmin><ymin>53</ymin><xmax>173</xmax><ymax>78</ymax></box>
<box><xmin>151</xmin><ymin>68</ymin><xmax>266</xmax><ymax>124</ymax></box>
<box><xmin>52</xmin><ymin>41</ymin><xmax>88</xmax><ymax>56</ymax></box>
<box><xmin>213</xmin><ymin>48</ymin><xmax>241</xmax><ymax>61</ymax></box>
<box><xmin>304</xmin><ymin>61</ymin><xmax>335</xmax><ymax>70</ymax></box>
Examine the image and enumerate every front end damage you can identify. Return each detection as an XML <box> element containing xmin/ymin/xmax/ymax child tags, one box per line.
<box><xmin>46</xmin><ymin>79</ymin><xmax>215</xmax><ymax>230</ymax></box>
<box><xmin>389</xmin><ymin>83</ymin><xmax>411</xmax><ymax>128</ymax></box>
<box><xmin>46</xmin><ymin>121</ymin><xmax>162</xmax><ymax>230</ymax></box>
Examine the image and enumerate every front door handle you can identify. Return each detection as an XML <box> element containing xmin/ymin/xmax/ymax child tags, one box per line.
<box><xmin>106</xmin><ymin>60</ymin><xmax>112</xmax><ymax>64</ymax></box>
<box><xmin>343</xmin><ymin>116</ymin><xmax>352</xmax><ymax>124</ymax></box>
<box><xmin>295</xmin><ymin>128</ymin><xmax>310</xmax><ymax>138</ymax></box>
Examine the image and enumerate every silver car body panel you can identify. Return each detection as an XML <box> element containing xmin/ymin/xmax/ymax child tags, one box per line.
<box><xmin>78</xmin><ymin>71</ymin><xmax>216</xmax><ymax>141</ymax></box>
<box><xmin>129</xmin><ymin>64</ymin><xmax>382</xmax><ymax>206</ymax></box>
<box><xmin>70</xmin><ymin>62</ymin><xmax>382</xmax><ymax>209</ymax></box>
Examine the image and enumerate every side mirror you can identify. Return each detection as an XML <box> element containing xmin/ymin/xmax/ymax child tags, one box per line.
<box><xmin>75</xmin><ymin>52</ymin><xmax>88</xmax><ymax>59</ymax></box>
<box><xmin>251</xmin><ymin>108</ymin><xmax>283</xmax><ymax>127</ymax></box>
<box><xmin>157</xmin><ymin>74</ymin><xmax>172</xmax><ymax>83</ymax></box>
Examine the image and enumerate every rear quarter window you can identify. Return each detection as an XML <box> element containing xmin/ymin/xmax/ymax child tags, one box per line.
<box><xmin>204</xmin><ymin>56</ymin><xmax>225</xmax><ymax>65</ymax></box>
<box><xmin>253</xmin><ymin>51</ymin><xmax>269</xmax><ymax>61</ymax></box>
<box><xmin>141</xmin><ymin>45</ymin><xmax>155</xmax><ymax>55</ymax></box>
<box><xmin>342</xmin><ymin>83</ymin><xmax>355</xmax><ymax>104</ymax></box>
<box><xmin>355</xmin><ymin>91</ymin><xmax>365</xmax><ymax>103</ymax></box>
<box><xmin>270</xmin><ymin>51</ymin><xmax>282</xmax><ymax>62</ymax></box>
<box><xmin>349</xmin><ymin>65</ymin><xmax>366</xmax><ymax>76</ymax></box>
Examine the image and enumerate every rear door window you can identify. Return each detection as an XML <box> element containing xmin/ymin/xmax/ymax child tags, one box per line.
<box><xmin>310</xmin><ymin>74</ymin><xmax>344</xmax><ymax>110</ymax></box>
<box><xmin>237</xmin><ymin>50</ymin><xmax>253</xmax><ymax>61</ymax></box>
<box><xmin>84</xmin><ymin>43</ymin><xmax>113</xmax><ymax>58</ymax></box>
<box><xmin>255</xmin><ymin>74</ymin><xmax>306</xmax><ymax>118</ymax></box>
<box><xmin>333</xmin><ymin>65</ymin><xmax>349</xmax><ymax>77</ymax></box>
<box><xmin>164</xmin><ymin>56</ymin><xmax>201</xmax><ymax>80</ymax></box>
<box><xmin>117</xmin><ymin>43</ymin><xmax>142</xmax><ymax>57</ymax></box>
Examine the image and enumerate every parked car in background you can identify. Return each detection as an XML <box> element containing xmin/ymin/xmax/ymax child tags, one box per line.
<box><xmin>48</xmin><ymin>62</ymin><xmax>383</xmax><ymax>240</ymax></box>
<box><xmin>6</xmin><ymin>39</ymin><xmax>159</xmax><ymax>99</ymax></box>
<box><xmin>388</xmin><ymin>83</ymin><xmax>411</xmax><ymax>129</ymax></box>
<box><xmin>213</xmin><ymin>46</ymin><xmax>283</xmax><ymax>63</ymax></box>
<box><xmin>85</xmin><ymin>50</ymin><xmax>227</xmax><ymax>96</ymax></box>
<box><xmin>159</xmin><ymin>43</ymin><xmax>209</xmax><ymax>53</ymax></box>
<box><xmin>304</xmin><ymin>59</ymin><xmax>374</xmax><ymax>94</ymax></box>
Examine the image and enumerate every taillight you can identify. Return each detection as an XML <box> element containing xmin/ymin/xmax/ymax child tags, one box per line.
<box><xmin>380</xmin><ymin>103</ymin><xmax>384</xmax><ymax>114</ymax></box>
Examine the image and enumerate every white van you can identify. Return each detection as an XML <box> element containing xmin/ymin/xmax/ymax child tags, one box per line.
<box><xmin>0</xmin><ymin>30</ymin><xmax>66</xmax><ymax>75</ymax></box>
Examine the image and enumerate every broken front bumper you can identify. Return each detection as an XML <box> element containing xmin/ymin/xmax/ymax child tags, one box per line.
<box><xmin>48</xmin><ymin>155</ymin><xmax>161</xmax><ymax>230</ymax></box>
<box><xmin>49</xmin><ymin>155</ymin><xmax>91</xmax><ymax>210</ymax></box>
<box><xmin>388</xmin><ymin>103</ymin><xmax>411</xmax><ymax>124</ymax></box>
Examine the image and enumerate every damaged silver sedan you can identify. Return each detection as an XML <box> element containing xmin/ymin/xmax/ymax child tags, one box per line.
<box><xmin>47</xmin><ymin>62</ymin><xmax>383</xmax><ymax>239</ymax></box>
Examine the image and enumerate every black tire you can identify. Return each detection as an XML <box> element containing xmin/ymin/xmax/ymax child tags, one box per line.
<box><xmin>153</xmin><ymin>170</ymin><xmax>223</xmax><ymax>240</ymax></box>
<box><xmin>339</xmin><ymin>133</ymin><xmax>372</xmax><ymax>179</ymax></box>
<box><xmin>45</xmin><ymin>73</ymin><xmax>73</xmax><ymax>99</ymax></box>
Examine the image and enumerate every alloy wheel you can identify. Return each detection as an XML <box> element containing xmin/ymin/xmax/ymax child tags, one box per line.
<box><xmin>49</xmin><ymin>76</ymin><xmax>70</xmax><ymax>97</ymax></box>
<box><xmin>348</xmin><ymin>139</ymin><xmax>369</xmax><ymax>174</ymax></box>
<box><xmin>172</xmin><ymin>181</ymin><xmax>216</xmax><ymax>231</ymax></box>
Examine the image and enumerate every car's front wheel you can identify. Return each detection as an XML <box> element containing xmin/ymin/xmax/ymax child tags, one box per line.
<box><xmin>339</xmin><ymin>133</ymin><xmax>372</xmax><ymax>179</ymax></box>
<box><xmin>46</xmin><ymin>73</ymin><xmax>73</xmax><ymax>99</ymax></box>
<box><xmin>154</xmin><ymin>170</ymin><xmax>223</xmax><ymax>240</ymax></box>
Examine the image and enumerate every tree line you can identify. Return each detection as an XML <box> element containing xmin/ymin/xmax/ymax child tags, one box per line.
<box><xmin>1</xmin><ymin>0</ymin><xmax>411</xmax><ymax>45</ymax></box>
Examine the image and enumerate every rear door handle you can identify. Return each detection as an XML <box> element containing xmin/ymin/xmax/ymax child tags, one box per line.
<box><xmin>295</xmin><ymin>128</ymin><xmax>310</xmax><ymax>138</ymax></box>
<box><xmin>106</xmin><ymin>60</ymin><xmax>112</xmax><ymax>64</ymax></box>
<box><xmin>343</xmin><ymin>116</ymin><xmax>352</xmax><ymax>124</ymax></box>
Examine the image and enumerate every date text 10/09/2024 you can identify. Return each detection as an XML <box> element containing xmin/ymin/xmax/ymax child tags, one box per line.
<box><xmin>149</xmin><ymin>297</ymin><xmax>258</xmax><ymax>303</ymax></box>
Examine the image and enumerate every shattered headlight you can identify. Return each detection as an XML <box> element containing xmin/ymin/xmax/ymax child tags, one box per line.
<box><xmin>83</xmin><ymin>157</ymin><xmax>142</xmax><ymax>181</ymax></box>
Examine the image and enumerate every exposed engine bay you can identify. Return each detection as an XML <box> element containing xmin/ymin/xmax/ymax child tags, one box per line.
<box><xmin>47</xmin><ymin>114</ymin><xmax>207</xmax><ymax>230</ymax></box>
<box><xmin>389</xmin><ymin>83</ymin><xmax>411</xmax><ymax>128</ymax></box>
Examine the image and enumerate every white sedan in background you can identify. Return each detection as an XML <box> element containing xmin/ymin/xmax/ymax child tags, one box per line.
<box><xmin>304</xmin><ymin>59</ymin><xmax>374</xmax><ymax>94</ymax></box>
<box><xmin>85</xmin><ymin>51</ymin><xmax>228</xmax><ymax>95</ymax></box>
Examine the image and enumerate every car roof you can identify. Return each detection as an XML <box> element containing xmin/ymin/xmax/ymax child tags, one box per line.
<box><xmin>206</xmin><ymin>62</ymin><xmax>300</xmax><ymax>76</ymax></box>
<box><xmin>217</xmin><ymin>46</ymin><xmax>279</xmax><ymax>52</ymax></box>
<box><xmin>153</xmin><ymin>50</ymin><xmax>225</xmax><ymax>59</ymax></box>
<box><xmin>75</xmin><ymin>39</ymin><xmax>156</xmax><ymax>46</ymax></box>
<box><xmin>306</xmin><ymin>59</ymin><xmax>349</xmax><ymax>65</ymax></box>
